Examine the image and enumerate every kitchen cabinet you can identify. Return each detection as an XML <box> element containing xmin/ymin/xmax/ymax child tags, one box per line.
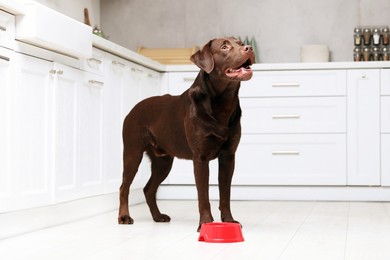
<box><xmin>1</xmin><ymin>47</ymin><xmax>163</xmax><ymax>212</ymax></box>
<box><xmin>53</xmin><ymin>62</ymin><xmax>105</xmax><ymax>202</ymax></box>
<box><xmin>347</xmin><ymin>69</ymin><xmax>380</xmax><ymax>185</ymax></box>
<box><xmin>237</xmin><ymin>70</ymin><xmax>347</xmax><ymax>185</ymax></box>
<box><xmin>0</xmin><ymin>47</ymin><xmax>14</xmax><ymax>212</ymax></box>
<box><xmin>10</xmin><ymin>52</ymin><xmax>53</xmax><ymax>210</ymax></box>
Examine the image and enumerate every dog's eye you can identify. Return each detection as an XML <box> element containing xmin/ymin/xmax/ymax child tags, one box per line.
<box><xmin>221</xmin><ymin>44</ymin><xmax>229</xmax><ymax>50</ymax></box>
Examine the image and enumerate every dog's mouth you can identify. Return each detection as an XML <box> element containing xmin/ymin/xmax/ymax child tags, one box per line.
<box><xmin>225</xmin><ymin>58</ymin><xmax>253</xmax><ymax>80</ymax></box>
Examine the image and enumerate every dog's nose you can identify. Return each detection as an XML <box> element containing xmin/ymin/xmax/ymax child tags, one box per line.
<box><xmin>243</xmin><ymin>45</ymin><xmax>253</xmax><ymax>52</ymax></box>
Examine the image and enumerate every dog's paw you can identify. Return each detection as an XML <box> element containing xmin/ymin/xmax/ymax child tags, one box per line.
<box><xmin>118</xmin><ymin>215</ymin><xmax>134</xmax><ymax>224</ymax></box>
<box><xmin>223</xmin><ymin>219</ymin><xmax>242</xmax><ymax>228</ymax></box>
<box><xmin>153</xmin><ymin>214</ymin><xmax>171</xmax><ymax>223</ymax></box>
<box><xmin>197</xmin><ymin>218</ymin><xmax>214</xmax><ymax>232</ymax></box>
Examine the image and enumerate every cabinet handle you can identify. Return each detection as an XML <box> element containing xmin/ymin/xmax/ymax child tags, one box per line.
<box><xmin>88</xmin><ymin>57</ymin><xmax>102</xmax><ymax>64</ymax></box>
<box><xmin>0</xmin><ymin>55</ymin><xmax>10</xmax><ymax>62</ymax></box>
<box><xmin>0</xmin><ymin>25</ymin><xmax>6</xmax><ymax>31</ymax></box>
<box><xmin>272</xmin><ymin>83</ymin><xmax>300</xmax><ymax>87</ymax></box>
<box><xmin>131</xmin><ymin>67</ymin><xmax>143</xmax><ymax>73</ymax></box>
<box><xmin>88</xmin><ymin>80</ymin><xmax>104</xmax><ymax>87</ymax></box>
<box><xmin>272</xmin><ymin>151</ymin><xmax>300</xmax><ymax>155</ymax></box>
<box><xmin>272</xmin><ymin>114</ymin><xmax>300</xmax><ymax>119</ymax></box>
<box><xmin>112</xmin><ymin>60</ymin><xmax>125</xmax><ymax>67</ymax></box>
<box><xmin>49</xmin><ymin>69</ymin><xmax>64</xmax><ymax>75</ymax></box>
<box><xmin>183</xmin><ymin>77</ymin><xmax>196</xmax><ymax>82</ymax></box>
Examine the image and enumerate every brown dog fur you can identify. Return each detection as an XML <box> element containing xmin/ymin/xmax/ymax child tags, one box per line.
<box><xmin>118</xmin><ymin>37</ymin><xmax>255</xmax><ymax>231</ymax></box>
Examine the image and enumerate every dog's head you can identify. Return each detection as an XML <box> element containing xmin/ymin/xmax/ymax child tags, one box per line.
<box><xmin>190</xmin><ymin>37</ymin><xmax>255</xmax><ymax>81</ymax></box>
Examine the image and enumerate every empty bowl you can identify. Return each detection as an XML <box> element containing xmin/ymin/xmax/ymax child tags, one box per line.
<box><xmin>198</xmin><ymin>222</ymin><xmax>244</xmax><ymax>243</ymax></box>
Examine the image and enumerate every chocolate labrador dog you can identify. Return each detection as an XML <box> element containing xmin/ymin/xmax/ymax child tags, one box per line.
<box><xmin>118</xmin><ymin>37</ymin><xmax>255</xmax><ymax>231</ymax></box>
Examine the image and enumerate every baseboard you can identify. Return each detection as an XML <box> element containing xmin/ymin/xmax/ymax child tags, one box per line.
<box><xmin>0</xmin><ymin>189</ymin><xmax>145</xmax><ymax>240</ymax></box>
<box><xmin>157</xmin><ymin>185</ymin><xmax>390</xmax><ymax>201</ymax></box>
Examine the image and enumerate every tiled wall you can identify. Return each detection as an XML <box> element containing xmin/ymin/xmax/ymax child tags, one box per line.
<box><xmin>100</xmin><ymin>0</ymin><xmax>390</xmax><ymax>63</ymax></box>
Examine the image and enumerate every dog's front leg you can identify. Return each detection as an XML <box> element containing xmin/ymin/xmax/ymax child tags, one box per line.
<box><xmin>193</xmin><ymin>159</ymin><xmax>214</xmax><ymax>231</ymax></box>
<box><xmin>218</xmin><ymin>152</ymin><xmax>239</xmax><ymax>224</ymax></box>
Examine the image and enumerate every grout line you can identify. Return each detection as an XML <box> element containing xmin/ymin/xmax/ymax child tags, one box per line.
<box><xmin>276</xmin><ymin>201</ymin><xmax>317</xmax><ymax>260</ymax></box>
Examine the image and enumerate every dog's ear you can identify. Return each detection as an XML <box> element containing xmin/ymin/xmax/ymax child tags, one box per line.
<box><xmin>190</xmin><ymin>40</ymin><xmax>214</xmax><ymax>73</ymax></box>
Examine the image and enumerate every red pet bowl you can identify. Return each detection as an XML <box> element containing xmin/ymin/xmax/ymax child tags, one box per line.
<box><xmin>198</xmin><ymin>222</ymin><xmax>244</xmax><ymax>243</ymax></box>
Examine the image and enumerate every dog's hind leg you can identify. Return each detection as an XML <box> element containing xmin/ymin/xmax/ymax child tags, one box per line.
<box><xmin>118</xmin><ymin>149</ymin><xmax>143</xmax><ymax>224</ymax></box>
<box><xmin>144</xmin><ymin>149</ymin><xmax>173</xmax><ymax>223</ymax></box>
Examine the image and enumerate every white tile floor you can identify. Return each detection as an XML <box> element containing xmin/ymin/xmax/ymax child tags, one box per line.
<box><xmin>1</xmin><ymin>200</ymin><xmax>390</xmax><ymax>260</ymax></box>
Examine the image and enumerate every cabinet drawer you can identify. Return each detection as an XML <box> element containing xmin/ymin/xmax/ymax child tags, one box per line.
<box><xmin>381</xmin><ymin>96</ymin><xmax>390</xmax><ymax>133</ymax></box>
<box><xmin>240</xmin><ymin>70</ymin><xmax>346</xmax><ymax>97</ymax></box>
<box><xmin>168</xmin><ymin>72</ymin><xmax>198</xmax><ymax>95</ymax></box>
<box><xmin>80</xmin><ymin>48</ymin><xmax>105</xmax><ymax>75</ymax></box>
<box><xmin>0</xmin><ymin>11</ymin><xmax>15</xmax><ymax>50</ymax></box>
<box><xmin>241</xmin><ymin>97</ymin><xmax>346</xmax><ymax>134</ymax></box>
<box><xmin>235</xmin><ymin>134</ymin><xmax>346</xmax><ymax>185</ymax></box>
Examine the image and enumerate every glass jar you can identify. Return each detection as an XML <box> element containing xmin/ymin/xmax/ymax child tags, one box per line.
<box><xmin>373</xmin><ymin>28</ymin><xmax>381</xmax><ymax>45</ymax></box>
<box><xmin>363</xmin><ymin>47</ymin><xmax>371</xmax><ymax>61</ymax></box>
<box><xmin>382</xmin><ymin>27</ymin><xmax>389</xmax><ymax>45</ymax></box>
<box><xmin>363</xmin><ymin>28</ymin><xmax>372</xmax><ymax>45</ymax></box>
<box><xmin>354</xmin><ymin>28</ymin><xmax>362</xmax><ymax>46</ymax></box>
<box><xmin>372</xmin><ymin>47</ymin><xmax>380</xmax><ymax>61</ymax></box>
<box><xmin>382</xmin><ymin>47</ymin><xmax>389</xmax><ymax>61</ymax></box>
<box><xmin>353</xmin><ymin>47</ymin><xmax>362</xmax><ymax>62</ymax></box>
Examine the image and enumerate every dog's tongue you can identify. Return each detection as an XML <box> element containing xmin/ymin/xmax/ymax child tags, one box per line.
<box><xmin>226</xmin><ymin>66</ymin><xmax>252</xmax><ymax>79</ymax></box>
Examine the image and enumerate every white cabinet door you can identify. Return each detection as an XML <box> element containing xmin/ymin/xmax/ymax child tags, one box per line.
<box><xmin>347</xmin><ymin>69</ymin><xmax>380</xmax><ymax>185</ymax></box>
<box><xmin>52</xmin><ymin>63</ymin><xmax>81</xmax><ymax>202</ymax></box>
<box><xmin>103</xmin><ymin>54</ymin><xmax>128</xmax><ymax>193</ymax></box>
<box><xmin>78</xmin><ymin>71</ymin><xmax>105</xmax><ymax>198</ymax></box>
<box><xmin>53</xmin><ymin>63</ymin><xmax>105</xmax><ymax>201</ymax></box>
<box><xmin>0</xmin><ymin>47</ymin><xmax>14</xmax><ymax>212</ymax></box>
<box><xmin>11</xmin><ymin>52</ymin><xmax>53</xmax><ymax>210</ymax></box>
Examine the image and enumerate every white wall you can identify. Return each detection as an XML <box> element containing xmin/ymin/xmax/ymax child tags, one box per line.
<box><xmin>100</xmin><ymin>0</ymin><xmax>390</xmax><ymax>63</ymax></box>
<box><xmin>34</xmin><ymin>0</ymin><xmax>100</xmax><ymax>27</ymax></box>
